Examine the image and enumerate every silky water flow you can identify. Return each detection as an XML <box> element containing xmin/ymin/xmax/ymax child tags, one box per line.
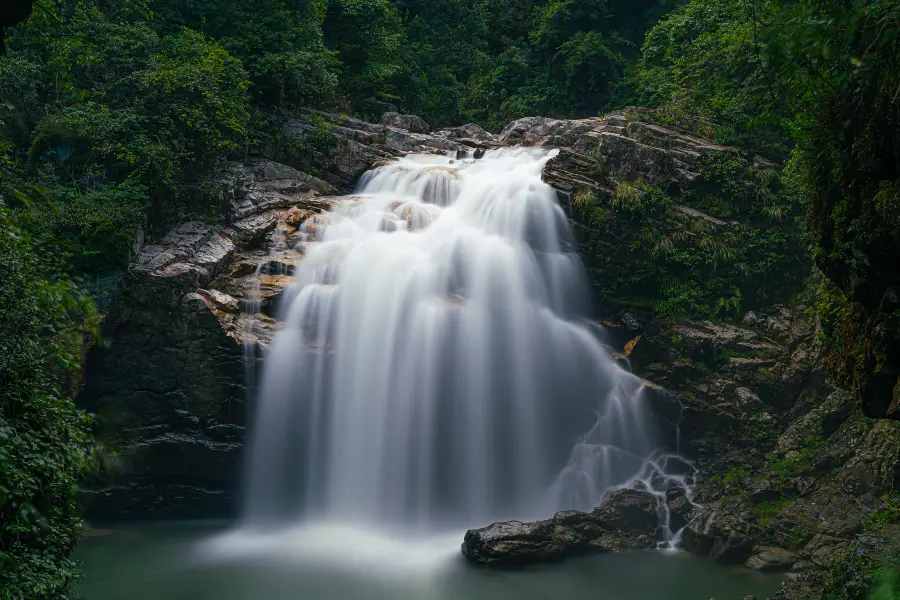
<box><xmin>225</xmin><ymin>148</ymin><xmax>694</xmax><ymax>562</ymax></box>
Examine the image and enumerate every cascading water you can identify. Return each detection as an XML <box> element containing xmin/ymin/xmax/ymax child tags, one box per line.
<box><xmin>239</xmin><ymin>148</ymin><xmax>692</xmax><ymax>539</ymax></box>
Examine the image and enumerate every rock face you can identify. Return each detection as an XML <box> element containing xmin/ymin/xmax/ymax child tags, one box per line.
<box><xmin>380</xmin><ymin>111</ymin><xmax>429</xmax><ymax>134</ymax></box>
<box><xmin>285</xmin><ymin>110</ymin><xmax>478</xmax><ymax>189</ymax></box>
<box><xmin>599</xmin><ymin>301</ymin><xmax>900</xmax><ymax>599</ymax></box>
<box><xmin>215</xmin><ymin>158</ymin><xmax>337</xmax><ymax>220</ymax></box>
<box><xmin>78</xmin><ymin>160</ymin><xmax>334</xmax><ymax>521</ymax></box>
<box><xmin>520</xmin><ymin>110</ymin><xmax>735</xmax><ymax>194</ymax></box>
<box><xmin>462</xmin><ymin>489</ymin><xmax>663</xmax><ymax>566</ymax></box>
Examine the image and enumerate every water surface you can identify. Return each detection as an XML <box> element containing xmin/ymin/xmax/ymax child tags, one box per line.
<box><xmin>78</xmin><ymin>522</ymin><xmax>784</xmax><ymax>600</ymax></box>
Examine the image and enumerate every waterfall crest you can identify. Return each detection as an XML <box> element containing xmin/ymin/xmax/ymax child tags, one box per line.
<box><xmin>242</xmin><ymin>148</ymin><xmax>684</xmax><ymax>531</ymax></box>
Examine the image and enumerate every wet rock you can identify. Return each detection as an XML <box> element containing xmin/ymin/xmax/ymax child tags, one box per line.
<box><xmin>381</xmin><ymin>112</ymin><xmax>430</xmax><ymax>134</ymax></box>
<box><xmin>461</xmin><ymin>520</ymin><xmax>571</xmax><ymax>565</ymax></box>
<box><xmin>670</xmin><ymin>320</ymin><xmax>779</xmax><ymax>358</ymax></box>
<box><xmin>805</xmin><ymin>534</ymin><xmax>851</xmax><ymax>568</ymax></box>
<box><xmin>745</xmin><ymin>547</ymin><xmax>797</xmax><ymax>572</ymax></box>
<box><xmin>79</xmin><ymin>158</ymin><xmax>336</xmax><ymax>521</ymax></box>
<box><xmin>749</xmin><ymin>479</ymin><xmax>790</xmax><ymax>504</ymax></box>
<box><xmin>197</xmin><ymin>289</ymin><xmax>240</xmax><ymax>313</ymax></box>
<box><xmin>666</xmin><ymin>486</ymin><xmax>695</xmax><ymax>533</ymax></box>
<box><xmin>836</xmin><ymin>419</ymin><xmax>900</xmax><ymax>494</ymax></box>
<box><xmin>735</xmin><ymin>387</ymin><xmax>763</xmax><ymax>410</ymax></box>
<box><xmin>728</xmin><ymin>356</ymin><xmax>778</xmax><ymax>369</ymax></box>
<box><xmin>462</xmin><ymin>489</ymin><xmax>662</xmax><ymax>566</ymax></box>
<box><xmin>499</xmin><ymin>116</ymin><xmax>603</xmax><ymax>147</ymax></box>
<box><xmin>284</xmin><ymin>111</ymin><xmax>469</xmax><ymax>189</ymax></box>
<box><xmin>592</xmin><ymin>488</ymin><xmax>661</xmax><ymax>535</ymax></box>
<box><xmin>620</xmin><ymin>312</ymin><xmax>643</xmax><ymax>332</ymax></box>
<box><xmin>78</xmin><ymin>290</ymin><xmax>246</xmax><ymax>521</ymax></box>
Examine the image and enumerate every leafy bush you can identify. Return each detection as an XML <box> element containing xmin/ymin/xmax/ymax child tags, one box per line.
<box><xmin>0</xmin><ymin>209</ymin><xmax>94</xmax><ymax>600</ymax></box>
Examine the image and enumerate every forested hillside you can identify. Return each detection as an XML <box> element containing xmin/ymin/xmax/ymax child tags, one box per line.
<box><xmin>1</xmin><ymin>0</ymin><xmax>899</xmax><ymax>598</ymax></box>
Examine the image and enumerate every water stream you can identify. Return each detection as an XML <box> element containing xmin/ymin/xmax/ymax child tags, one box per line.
<box><xmin>242</xmin><ymin>148</ymin><xmax>690</xmax><ymax>533</ymax></box>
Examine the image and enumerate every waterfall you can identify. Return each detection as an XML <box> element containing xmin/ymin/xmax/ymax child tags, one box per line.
<box><xmin>240</xmin><ymin>148</ymin><xmax>686</xmax><ymax>533</ymax></box>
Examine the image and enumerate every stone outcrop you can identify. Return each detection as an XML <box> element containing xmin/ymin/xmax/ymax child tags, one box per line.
<box><xmin>215</xmin><ymin>158</ymin><xmax>337</xmax><ymax>220</ymax></box>
<box><xmin>504</xmin><ymin>109</ymin><xmax>736</xmax><ymax>195</ymax></box>
<box><xmin>78</xmin><ymin>160</ymin><xmax>335</xmax><ymax>521</ymax></box>
<box><xmin>380</xmin><ymin>111</ymin><xmax>430</xmax><ymax>134</ymax></box>
<box><xmin>598</xmin><ymin>301</ymin><xmax>900</xmax><ymax>598</ymax></box>
<box><xmin>461</xmin><ymin>489</ymin><xmax>666</xmax><ymax>566</ymax></box>
<box><xmin>285</xmin><ymin>110</ymin><xmax>477</xmax><ymax>189</ymax></box>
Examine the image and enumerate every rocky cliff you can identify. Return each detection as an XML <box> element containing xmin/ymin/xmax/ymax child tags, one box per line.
<box><xmin>79</xmin><ymin>159</ymin><xmax>337</xmax><ymax>519</ymax></box>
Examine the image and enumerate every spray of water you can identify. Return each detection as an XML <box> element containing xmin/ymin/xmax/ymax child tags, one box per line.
<box><xmin>236</xmin><ymin>148</ymin><xmax>693</xmax><ymax>548</ymax></box>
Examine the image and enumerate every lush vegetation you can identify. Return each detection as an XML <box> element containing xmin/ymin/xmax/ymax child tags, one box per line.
<box><xmin>1</xmin><ymin>0</ymin><xmax>899</xmax><ymax>596</ymax></box>
<box><xmin>575</xmin><ymin>150</ymin><xmax>808</xmax><ymax>319</ymax></box>
<box><xmin>0</xmin><ymin>207</ymin><xmax>94</xmax><ymax>599</ymax></box>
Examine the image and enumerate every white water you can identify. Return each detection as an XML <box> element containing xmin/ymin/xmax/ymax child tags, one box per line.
<box><xmin>236</xmin><ymin>149</ymin><xmax>692</xmax><ymax>551</ymax></box>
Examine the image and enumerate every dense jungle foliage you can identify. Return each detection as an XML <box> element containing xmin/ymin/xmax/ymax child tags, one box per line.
<box><xmin>1</xmin><ymin>0</ymin><xmax>898</xmax><ymax>597</ymax></box>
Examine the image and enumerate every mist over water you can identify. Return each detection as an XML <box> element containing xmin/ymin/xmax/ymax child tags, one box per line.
<box><xmin>240</xmin><ymin>148</ymin><xmax>687</xmax><ymax>537</ymax></box>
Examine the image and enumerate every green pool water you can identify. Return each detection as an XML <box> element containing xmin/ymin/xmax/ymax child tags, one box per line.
<box><xmin>77</xmin><ymin>521</ymin><xmax>785</xmax><ymax>600</ymax></box>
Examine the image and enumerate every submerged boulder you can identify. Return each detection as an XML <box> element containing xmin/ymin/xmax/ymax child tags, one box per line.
<box><xmin>462</xmin><ymin>489</ymin><xmax>662</xmax><ymax>566</ymax></box>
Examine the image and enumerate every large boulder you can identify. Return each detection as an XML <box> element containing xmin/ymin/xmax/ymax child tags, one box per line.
<box><xmin>666</xmin><ymin>486</ymin><xmax>696</xmax><ymax>533</ymax></box>
<box><xmin>591</xmin><ymin>488</ymin><xmax>662</xmax><ymax>535</ymax></box>
<box><xmin>776</xmin><ymin>389</ymin><xmax>856</xmax><ymax>455</ymax></box>
<box><xmin>746</xmin><ymin>547</ymin><xmax>798</xmax><ymax>572</ymax></box>
<box><xmin>461</xmin><ymin>489</ymin><xmax>662</xmax><ymax>566</ymax></box>
<box><xmin>682</xmin><ymin>496</ymin><xmax>756</xmax><ymax>565</ymax></box>
<box><xmin>499</xmin><ymin>116</ymin><xmax>603</xmax><ymax>147</ymax></box>
<box><xmin>461</xmin><ymin>520</ymin><xmax>571</xmax><ymax>565</ymax></box>
<box><xmin>437</xmin><ymin>123</ymin><xmax>496</xmax><ymax>144</ymax></box>
<box><xmin>380</xmin><ymin>112</ymin><xmax>430</xmax><ymax>134</ymax></box>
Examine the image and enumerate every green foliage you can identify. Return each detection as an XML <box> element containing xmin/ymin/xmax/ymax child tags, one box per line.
<box><xmin>591</xmin><ymin>156</ymin><xmax>807</xmax><ymax>320</ymax></box>
<box><xmin>323</xmin><ymin>0</ymin><xmax>404</xmax><ymax>103</ymax></box>
<box><xmin>634</xmin><ymin>0</ymin><xmax>785</xmax><ymax>152</ymax></box>
<box><xmin>718</xmin><ymin>466</ymin><xmax>751</xmax><ymax>492</ymax></box>
<box><xmin>870</xmin><ymin>497</ymin><xmax>900</xmax><ymax>529</ymax></box>
<box><xmin>152</xmin><ymin>0</ymin><xmax>338</xmax><ymax>108</ymax></box>
<box><xmin>467</xmin><ymin>0</ymin><xmax>675</xmax><ymax>128</ymax></box>
<box><xmin>0</xmin><ymin>209</ymin><xmax>94</xmax><ymax>600</ymax></box>
<box><xmin>766</xmin><ymin>435</ymin><xmax>825</xmax><ymax>478</ymax></box>
<box><xmin>2</xmin><ymin>0</ymin><xmax>252</xmax><ymax>268</ymax></box>
<box><xmin>756</xmin><ymin>497</ymin><xmax>792</xmax><ymax>527</ymax></box>
<box><xmin>611</xmin><ymin>178</ymin><xmax>654</xmax><ymax>213</ymax></box>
